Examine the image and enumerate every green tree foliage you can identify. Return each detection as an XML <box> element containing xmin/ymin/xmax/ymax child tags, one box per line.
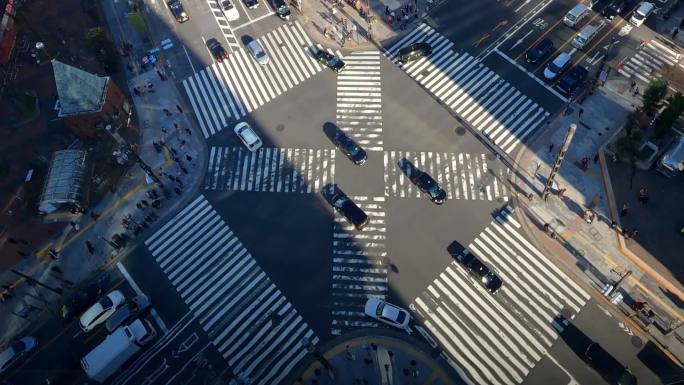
<box><xmin>653</xmin><ymin>93</ymin><xmax>684</xmax><ymax>141</ymax></box>
<box><xmin>642</xmin><ymin>79</ymin><xmax>668</xmax><ymax>114</ymax></box>
<box><xmin>615</xmin><ymin>111</ymin><xmax>643</xmax><ymax>162</ymax></box>
<box><xmin>85</xmin><ymin>27</ymin><xmax>120</xmax><ymax>74</ymax></box>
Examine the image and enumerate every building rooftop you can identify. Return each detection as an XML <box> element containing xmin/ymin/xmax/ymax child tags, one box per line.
<box><xmin>52</xmin><ymin>60</ymin><xmax>108</xmax><ymax>117</ymax></box>
<box><xmin>38</xmin><ymin>150</ymin><xmax>88</xmax><ymax>214</ymax></box>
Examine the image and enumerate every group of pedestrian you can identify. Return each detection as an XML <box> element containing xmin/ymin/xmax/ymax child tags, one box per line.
<box><xmin>385</xmin><ymin>0</ymin><xmax>418</xmax><ymax>29</ymax></box>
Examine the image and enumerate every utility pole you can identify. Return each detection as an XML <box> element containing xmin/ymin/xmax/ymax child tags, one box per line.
<box><xmin>542</xmin><ymin>124</ymin><xmax>576</xmax><ymax>201</ymax></box>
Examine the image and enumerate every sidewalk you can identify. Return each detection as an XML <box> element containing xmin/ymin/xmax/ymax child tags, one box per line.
<box><xmin>286</xmin><ymin>329</ymin><xmax>457</xmax><ymax>385</ymax></box>
<box><xmin>512</xmin><ymin>76</ymin><xmax>684</xmax><ymax>367</ymax></box>
<box><xmin>0</xmin><ymin>0</ymin><xmax>205</xmax><ymax>347</ymax></box>
<box><xmin>297</xmin><ymin>0</ymin><xmax>439</xmax><ymax>50</ymax></box>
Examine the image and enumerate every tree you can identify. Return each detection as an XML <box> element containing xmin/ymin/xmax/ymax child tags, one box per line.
<box><xmin>614</xmin><ymin>111</ymin><xmax>643</xmax><ymax>188</ymax></box>
<box><xmin>85</xmin><ymin>27</ymin><xmax>120</xmax><ymax>74</ymax></box>
<box><xmin>642</xmin><ymin>78</ymin><xmax>668</xmax><ymax>114</ymax></box>
<box><xmin>653</xmin><ymin>92</ymin><xmax>684</xmax><ymax>141</ymax></box>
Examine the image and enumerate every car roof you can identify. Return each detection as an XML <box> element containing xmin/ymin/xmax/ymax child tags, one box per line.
<box><xmin>638</xmin><ymin>1</ymin><xmax>654</xmax><ymax>12</ymax></box>
<box><xmin>247</xmin><ymin>40</ymin><xmax>263</xmax><ymax>52</ymax></box>
<box><xmin>554</xmin><ymin>52</ymin><xmax>571</xmax><ymax>63</ymax></box>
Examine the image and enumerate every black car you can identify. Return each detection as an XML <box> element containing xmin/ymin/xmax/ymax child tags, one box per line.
<box><xmin>456</xmin><ymin>250</ymin><xmax>503</xmax><ymax>294</ymax></box>
<box><xmin>325</xmin><ymin>185</ymin><xmax>369</xmax><ymax>230</ymax></box>
<box><xmin>602</xmin><ymin>0</ymin><xmax>627</xmax><ymax>19</ymax></box>
<box><xmin>557</xmin><ymin>65</ymin><xmax>588</xmax><ymax>96</ymax></box>
<box><xmin>525</xmin><ymin>38</ymin><xmax>554</xmax><ymax>64</ymax></box>
<box><xmin>590</xmin><ymin>0</ymin><xmax>610</xmax><ymax>12</ymax></box>
<box><xmin>167</xmin><ymin>0</ymin><xmax>189</xmax><ymax>23</ymax></box>
<box><xmin>243</xmin><ymin>0</ymin><xmax>258</xmax><ymax>8</ymax></box>
<box><xmin>410</xmin><ymin>170</ymin><xmax>447</xmax><ymax>204</ymax></box>
<box><xmin>313</xmin><ymin>47</ymin><xmax>345</xmax><ymax>72</ymax></box>
<box><xmin>207</xmin><ymin>38</ymin><xmax>228</xmax><ymax>63</ymax></box>
<box><xmin>275</xmin><ymin>0</ymin><xmax>291</xmax><ymax>20</ymax></box>
<box><xmin>397</xmin><ymin>42</ymin><xmax>432</xmax><ymax>64</ymax></box>
<box><xmin>584</xmin><ymin>342</ymin><xmax>637</xmax><ymax>385</ymax></box>
<box><xmin>333</xmin><ymin>131</ymin><xmax>366</xmax><ymax>165</ymax></box>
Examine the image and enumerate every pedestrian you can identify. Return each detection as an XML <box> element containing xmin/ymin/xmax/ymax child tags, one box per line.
<box><xmin>633</xmin><ymin>87</ymin><xmax>640</xmax><ymax>97</ymax></box>
<box><xmin>371</xmin><ymin>343</ymin><xmax>378</xmax><ymax>351</ymax></box>
<box><xmin>163</xmin><ymin>108</ymin><xmax>172</xmax><ymax>117</ymax></box>
<box><xmin>185</xmin><ymin>127</ymin><xmax>192</xmax><ymax>136</ymax></box>
<box><xmin>623</xmin><ymin>229</ymin><xmax>632</xmax><ymax>239</ymax></box>
<box><xmin>181</xmin><ymin>139</ymin><xmax>186</xmax><ymax>147</ymax></box>
<box><xmin>385</xmin><ymin>5</ymin><xmax>390</xmax><ymax>15</ymax></box>
<box><xmin>161</xmin><ymin>126</ymin><xmax>168</xmax><ymax>134</ymax></box>
<box><xmin>146</xmin><ymin>80</ymin><xmax>154</xmax><ymax>89</ymax></box>
<box><xmin>631</xmin><ymin>229</ymin><xmax>639</xmax><ymax>238</ymax></box>
<box><xmin>176</xmin><ymin>104</ymin><xmax>184</xmax><ymax>114</ymax></box>
<box><xmin>557</xmin><ymin>188</ymin><xmax>567</xmax><ymax>198</ymax></box>
<box><xmin>157</xmin><ymin>69</ymin><xmax>166</xmax><ymax>81</ymax></box>
<box><xmin>170</xmin><ymin>147</ymin><xmax>178</xmax><ymax>155</ymax></box>
<box><xmin>345</xmin><ymin>345</ymin><xmax>356</xmax><ymax>360</ymax></box>
<box><xmin>133</xmin><ymin>87</ymin><xmax>141</xmax><ymax>96</ymax></box>
<box><xmin>141</xmin><ymin>199</ymin><xmax>149</xmax><ymax>207</ymax></box>
<box><xmin>181</xmin><ymin>166</ymin><xmax>189</xmax><ymax>174</ymax></box>
<box><xmin>174</xmin><ymin>187</ymin><xmax>182</xmax><ymax>195</ymax></box>
<box><xmin>593</xmin><ymin>153</ymin><xmax>599</xmax><ymax>163</ymax></box>
<box><xmin>186</xmin><ymin>154</ymin><xmax>193</xmax><ymax>161</ymax></box>
<box><xmin>364</xmin><ymin>357</ymin><xmax>373</xmax><ymax>365</ymax></box>
<box><xmin>610</xmin><ymin>221</ymin><xmax>617</xmax><ymax>229</ymax></box>
<box><xmin>638</xmin><ymin>188</ymin><xmax>649</xmax><ymax>204</ymax></box>
<box><xmin>85</xmin><ymin>240</ymin><xmax>95</xmax><ymax>254</ymax></box>
<box><xmin>136</xmin><ymin>202</ymin><xmax>143</xmax><ymax>209</ymax></box>
<box><xmin>90</xmin><ymin>211</ymin><xmax>100</xmax><ymax>220</ymax></box>
<box><xmin>548</xmin><ymin>143</ymin><xmax>554</xmax><ymax>153</ymax></box>
<box><xmin>620</xmin><ymin>202</ymin><xmax>630</xmax><ymax>216</ymax></box>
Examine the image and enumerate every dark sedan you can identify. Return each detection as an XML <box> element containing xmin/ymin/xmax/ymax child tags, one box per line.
<box><xmin>410</xmin><ymin>171</ymin><xmax>447</xmax><ymax>204</ymax></box>
<box><xmin>456</xmin><ymin>250</ymin><xmax>503</xmax><ymax>294</ymax></box>
<box><xmin>557</xmin><ymin>65</ymin><xmax>588</xmax><ymax>96</ymax></box>
<box><xmin>325</xmin><ymin>185</ymin><xmax>369</xmax><ymax>230</ymax></box>
<box><xmin>243</xmin><ymin>0</ymin><xmax>258</xmax><ymax>8</ymax></box>
<box><xmin>333</xmin><ymin>131</ymin><xmax>366</xmax><ymax>165</ymax></box>
<box><xmin>207</xmin><ymin>38</ymin><xmax>228</xmax><ymax>63</ymax></box>
<box><xmin>397</xmin><ymin>42</ymin><xmax>432</xmax><ymax>63</ymax></box>
<box><xmin>313</xmin><ymin>47</ymin><xmax>345</xmax><ymax>72</ymax></box>
<box><xmin>525</xmin><ymin>38</ymin><xmax>554</xmax><ymax>64</ymax></box>
<box><xmin>602</xmin><ymin>0</ymin><xmax>627</xmax><ymax>19</ymax></box>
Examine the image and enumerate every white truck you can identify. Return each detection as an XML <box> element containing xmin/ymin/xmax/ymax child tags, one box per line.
<box><xmin>80</xmin><ymin>319</ymin><xmax>156</xmax><ymax>383</ymax></box>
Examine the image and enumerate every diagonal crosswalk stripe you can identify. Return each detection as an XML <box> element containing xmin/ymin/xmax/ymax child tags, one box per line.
<box><xmin>181</xmin><ymin>21</ymin><xmax>326</xmax><ymax>138</ymax></box>
<box><xmin>330</xmin><ymin>196</ymin><xmax>388</xmax><ymax>335</ymax></box>
<box><xmin>618</xmin><ymin>39</ymin><xmax>683</xmax><ymax>86</ymax></box>
<box><xmin>386</xmin><ymin>24</ymin><xmax>550</xmax><ymax>155</ymax></box>
<box><xmin>411</xmin><ymin>206</ymin><xmax>590</xmax><ymax>385</ymax></box>
<box><xmin>145</xmin><ymin>195</ymin><xmax>318</xmax><ymax>385</ymax></box>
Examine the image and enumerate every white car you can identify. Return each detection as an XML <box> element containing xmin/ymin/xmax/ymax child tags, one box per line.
<box><xmin>79</xmin><ymin>290</ymin><xmax>125</xmax><ymax>332</ymax></box>
<box><xmin>219</xmin><ymin>0</ymin><xmax>239</xmax><ymax>21</ymax></box>
<box><xmin>630</xmin><ymin>2</ymin><xmax>655</xmax><ymax>26</ymax></box>
<box><xmin>364</xmin><ymin>298</ymin><xmax>411</xmax><ymax>329</ymax></box>
<box><xmin>234</xmin><ymin>122</ymin><xmax>263</xmax><ymax>151</ymax></box>
<box><xmin>246</xmin><ymin>40</ymin><xmax>269</xmax><ymax>65</ymax></box>
<box><xmin>543</xmin><ymin>52</ymin><xmax>571</xmax><ymax>80</ymax></box>
<box><xmin>0</xmin><ymin>336</ymin><xmax>37</xmax><ymax>374</ymax></box>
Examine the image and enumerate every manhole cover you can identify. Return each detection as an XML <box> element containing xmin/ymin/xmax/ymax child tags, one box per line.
<box><xmin>276</xmin><ymin>124</ymin><xmax>285</xmax><ymax>132</ymax></box>
<box><xmin>486</xmin><ymin>153</ymin><xmax>496</xmax><ymax>161</ymax></box>
<box><xmin>422</xmin><ymin>69</ymin><xmax>430</xmax><ymax>77</ymax></box>
<box><xmin>455</xmin><ymin>127</ymin><xmax>466</xmax><ymax>136</ymax></box>
<box><xmin>497</xmin><ymin>196</ymin><xmax>505</xmax><ymax>203</ymax></box>
<box><xmin>631</xmin><ymin>335</ymin><xmax>643</xmax><ymax>348</ymax></box>
<box><xmin>560</xmin><ymin>307</ymin><xmax>573</xmax><ymax>319</ymax></box>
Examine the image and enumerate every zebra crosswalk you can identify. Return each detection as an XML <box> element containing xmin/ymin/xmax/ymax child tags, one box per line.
<box><xmin>410</xmin><ymin>206</ymin><xmax>590</xmax><ymax>385</ymax></box>
<box><xmin>383</xmin><ymin>151</ymin><xmax>510</xmax><ymax>201</ymax></box>
<box><xmin>619</xmin><ymin>39</ymin><xmax>683</xmax><ymax>85</ymax></box>
<box><xmin>206</xmin><ymin>0</ymin><xmax>240</xmax><ymax>52</ymax></box>
<box><xmin>182</xmin><ymin>22</ymin><xmax>328</xmax><ymax>138</ymax></box>
<box><xmin>337</xmin><ymin>51</ymin><xmax>384</xmax><ymax>151</ymax></box>
<box><xmin>205</xmin><ymin>147</ymin><xmax>335</xmax><ymax>193</ymax></box>
<box><xmin>145</xmin><ymin>195</ymin><xmax>318</xmax><ymax>384</ymax></box>
<box><xmin>387</xmin><ymin>24</ymin><xmax>550</xmax><ymax>155</ymax></box>
<box><xmin>330</xmin><ymin>196</ymin><xmax>388</xmax><ymax>335</ymax></box>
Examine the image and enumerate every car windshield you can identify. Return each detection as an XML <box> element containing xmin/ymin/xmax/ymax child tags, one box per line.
<box><xmin>328</xmin><ymin>56</ymin><xmax>340</xmax><ymax>66</ymax></box>
<box><xmin>548</xmin><ymin>62</ymin><xmax>561</xmax><ymax>73</ymax></box>
<box><xmin>256</xmin><ymin>51</ymin><xmax>266</xmax><ymax>59</ymax></box>
<box><xmin>223</xmin><ymin>1</ymin><xmax>234</xmax><ymax>9</ymax></box>
<box><xmin>376</xmin><ymin>302</ymin><xmax>385</xmax><ymax>317</ymax></box>
<box><xmin>333</xmin><ymin>196</ymin><xmax>348</xmax><ymax>209</ymax></box>
<box><xmin>11</xmin><ymin>340</ymin><xmax>26</xmax><ymax>353</ymax></box>
<box><xmin>395</xmin><ymin>311</ymin><xmax>406</xmax><ymax>324</ymax></box>
<box><xmin>633</xmin><ymin>12</ymin><xmax>645</xmax><ymax>20</ymax></box>
<box><xmin>100</xmin><ymin>296</ymin><xmax>113</xmax><ymax>308</ymax></box>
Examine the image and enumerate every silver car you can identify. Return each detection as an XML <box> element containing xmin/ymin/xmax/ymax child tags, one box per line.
<box><xmin>246</xmin><ymin>40</ymin><xmax>269</xmax><ymax>65</ymax></box>
<box><xmin>0</xmin><ymin>336</ymin><xmax>37</xmax><ymax>374</ymax></box>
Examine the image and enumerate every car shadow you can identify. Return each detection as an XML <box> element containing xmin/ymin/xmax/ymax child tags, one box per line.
<box><xmin>446</xmin><ymin>240</ymin><xmax>466</xmax><ymax>259</ymax></box>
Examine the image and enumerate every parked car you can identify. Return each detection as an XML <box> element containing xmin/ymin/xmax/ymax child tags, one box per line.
<box><xmin>275</xmin><ymin>0</ymin><xmax>291</xmax><ymax>20</ymax></box>
<box><xmin>630</xmin><ymin>2</ymin><xmax>656</xmax><ymax>26</ymax></box>
<box><xmin>61</xmin><ymin>281</ymin><xmax>105</xmax><ymax>321</ymax></box>
<box><xmin>207</xmin><ymin>38</ymin><xmax>229</xmax><ymax>63</ymax></box>
<box><xmin>332</xmin><ymin>131</ymin><xmax>367</xmax><ymax>165</ymax></box>
<box><xmin>589</xmin><ymin>0</ymin><xmax>610</xmax><ymax>12</ymax></box>
<box><xmin>557</xmin><ymin>65</ymin><xmax>588</xmax><ymax>96</ymax></box>
<box><xmin>456</xmin><ymin>249</ymin><xmax>503</xmax><ymax>294</ymax></box>
<box><xmin>219</xmin><ymin>0</ymin><xmax>239</xmax><ymax>21</ymax></box>
<box><xmin>79</xmin><ymin>290</ymin><xmax>126</xmax><ymax>332</ymax></box>
<box><xmin>105</xmin><ymin>295</ymin><xmax>151</xmax><ymax>333</ymax></box>
<box><xmin>584</xmin><ymin>342</ymin><xmax>637</xmax><ymax>385</ymax></box>
<box><xmin>397</xmin><ymin>42</ymin><xmax>432</xmax><ymax>63</ymax></box>
<box><xmin>246</xmin><ymin>40</ymin><xmax>269</xmax><ymax>65</ymax></box>
<box><xmin>544</xmin><ymin>52</ymin><xmax>572</xmax><ymax>80</ymax></box>
<box><xmin>234</xmin><ymin>122</ymin><xmax>263</xmax><ymax>151</ymax></box>
<box><xmin>243</xmin><ymin>0</ymin><xmax>259</xmax><ymax>9</ymax></box>
<box><xmin>167</xmin><ymin>0</ymin><xmax>189</xmax><ymax>23</ymax></box>
<box><xmin>364</xmin><ymin>298</ymin><xmax>411</xmax><ymax>329</ymax></box>
<box><xmin>525</xmin><ymin>38</ymin><xmax>554</xmax><ymax>64</ymax></box>
<box><xmin>603</xmin><ymin>0</ymin><xmax>627</xmax><ymax>19</ymax></box>
<box><xmin>324</xmin><ymin>184</ymin><xmax>369</xmax><ymax>230</ymax></box>
<box><xmin>410</xmin><ymin>170</ymin><xmax>447</xmax><ymax>204</ymax></box>
<box><xmin>0</xmin><ymin>336</ymin><xmax>37</xmax><ymax>374</ymax></box>
<box><xmin>312</xmin><ymin>46</ymin><xmax>345</xmax><ymax>72</ymax></box>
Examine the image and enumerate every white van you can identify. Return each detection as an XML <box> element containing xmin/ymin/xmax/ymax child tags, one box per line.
<box><xmin>573</xmin><ymin>24</ymin><xmax>599</xmax><ymax>50</ymax></box>
<box><xmin>630</xmin><ymin>2</ymin><xmax>655</xmax><ymax>26</ymax></box>
<box><xmin>564</xmin><ymin>3</ymin><xmax>590</xmax><ymax>28</ymax></box>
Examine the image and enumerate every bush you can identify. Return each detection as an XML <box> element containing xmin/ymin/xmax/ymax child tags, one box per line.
<box><xmin>615</xmin><ymin>111</ymin><xmax>643</xmax><ymax>162</ymax></box>
<box><xmin>85</xmin><ymin>27</ymin><xmax>120</xmax><ymax>74</ymax></box>
<box><xmin>653</xmin><ymin>92</ymin><xmax>684</xmax><ymax>141</ymax></box>
<box><xmin>642</xmin><ymin>78</ymin><xmax>668</xmax><ymax>113</ymax></box>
